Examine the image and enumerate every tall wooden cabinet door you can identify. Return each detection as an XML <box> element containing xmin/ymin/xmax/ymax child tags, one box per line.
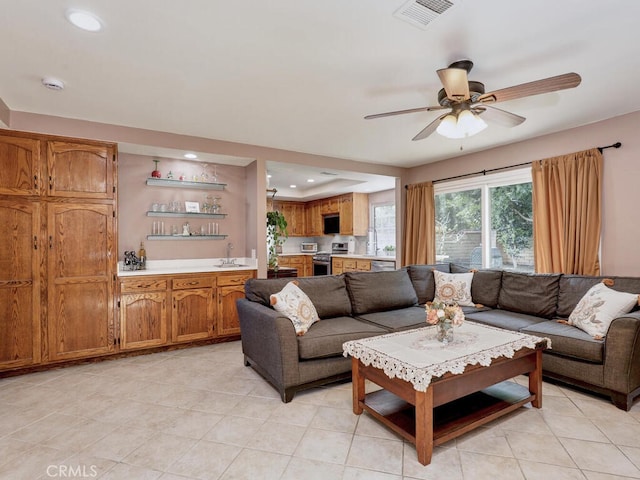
<box><xmin>171</xmin><ymin>288</ymin><xmax>215</xmax><ymax>342</ymax></box>
<box><xmin>217</xmin><ymin>285</ymin><xmax>245</xmax><ymax>336</ymax></box>
<box><xmin>339</xmin><ymin>195</ymin><xmax>354</xmax><ymax>235</ymax></box>
<box><xmin>47</xmin><ymin>203</ymin><xmax>115</xmax><ymax>361</ymax></box>
<box><xmin>120</xmin><ymin>292</ymin><xmax>168</xmax><ymax>350</ymax></box>
<box><xmin>0</xmin><ymin>134</ymin><xmax>41</xmax><ymax>196</ymax></box>
<box><xmin>0</xmin><ymin>200</ymin><xmax>41</xmax><ymax>369</ymax></box>
<box><xmin>47</xmin><ymin>141</ymin><xmax>115</xmax><ymax>199</ymax></box>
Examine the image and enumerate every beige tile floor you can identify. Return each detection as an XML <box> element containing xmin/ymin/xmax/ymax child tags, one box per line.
<box><xmin>1</xmin><ymin>341</ymin><xmax>640</xmax><ymax>479</ymax></box>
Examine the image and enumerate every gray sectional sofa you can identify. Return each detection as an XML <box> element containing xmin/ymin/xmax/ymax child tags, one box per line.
<box><xmin>236</xmin><ymin>265</ymin><xmax>640</xmax><ymax>409</ymax></box>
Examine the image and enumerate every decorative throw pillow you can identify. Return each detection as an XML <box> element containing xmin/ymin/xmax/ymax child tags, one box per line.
<box><xmin>270</xmin><ymin>281</ymin><xmax>320</xmax><ymax>336</ymax></box>
<box><xmin>568</xmin><ymin>282</ymin><xmax>638</xmax><ymax>338</ymax></box>
<box><xmin>433</xmin><ymin>270</ymin><xmax>474</xmax><ymax>306</ymax></box>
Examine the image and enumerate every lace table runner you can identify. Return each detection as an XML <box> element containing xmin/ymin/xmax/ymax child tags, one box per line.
<box><xmin>343</xmin><ymin>321</ymin><xmax>550</xmax><ymax>392</ymax></box>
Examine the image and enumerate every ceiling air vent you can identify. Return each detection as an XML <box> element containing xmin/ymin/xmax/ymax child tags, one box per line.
<box><xmin>394</xmin><ymin>0</ymin><xmax>454</xmax><ymax>30</ymax></box>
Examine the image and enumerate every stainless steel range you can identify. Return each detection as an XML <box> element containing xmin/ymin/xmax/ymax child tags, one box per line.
<box><xmin>312</xmin><ymin>252</ymin><xmax>331</xmax><ymax>276</ymax></box>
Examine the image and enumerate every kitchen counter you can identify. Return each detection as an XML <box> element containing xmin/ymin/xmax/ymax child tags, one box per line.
<box><xmin>331</xmin><ymin>254</ymin><xmax>397</xmax><ymax>262</ymax></box>
<box><xmin>118</xmin><ymin>258</ymin><xmax>258</xmax><ymax>277</ymax></box>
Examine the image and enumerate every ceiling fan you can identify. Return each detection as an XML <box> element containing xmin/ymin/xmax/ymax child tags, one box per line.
<box><xmin>365</xmin><ymin>60</ymin><xmax>581</xmax><ymax>141</ymax></box>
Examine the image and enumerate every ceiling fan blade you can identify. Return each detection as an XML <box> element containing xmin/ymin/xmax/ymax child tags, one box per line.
<box><xmin>477</xmin><ymin>72</ymin><xmax>581</xmax><ymax>104</ymax></box>
<box><xmin>473</xmin><ymin>104</ymin><xmax>526</xmax><ymax>127</ymax></box>
<box><xmin>437</xmin><ymin>67</ymin><xmax>470</xmax><ymax>101</ymax></box>
<box><xmin>412</xmin><ymin>116</ymin><xmax>443</xmax><ymax>141</ymax></box>
<box><xmin>364</xmin><ymin>105</ymin><xmax>445</xmax><ymax>120</ymax></box>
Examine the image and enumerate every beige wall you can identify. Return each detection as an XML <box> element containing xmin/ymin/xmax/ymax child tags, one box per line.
<box><xmin>404</xmin><ymin>111</ymin><xmax>640</xmax><ymax>276</ymax></box>
<box><xmin>118</xmin><ymin>153</ymin><xmax>248</xmax><ymax>261</ymax></box>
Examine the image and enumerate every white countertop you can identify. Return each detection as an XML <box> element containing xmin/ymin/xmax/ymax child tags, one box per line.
<box><xmin>278</xmin><ymin>252</ymin><xmax>396</xmax><ymax>262</ymax></box>
<box><xmin>118</xmin><ymin>258</ymin><xmax>258</xmax><ymax>277</ymax></box>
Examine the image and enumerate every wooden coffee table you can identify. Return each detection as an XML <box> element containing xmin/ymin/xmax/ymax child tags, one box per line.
<box><xmin>343</xmin><ymin>322</ymin><xmax>549</xmax><ymax>465</ymax></box>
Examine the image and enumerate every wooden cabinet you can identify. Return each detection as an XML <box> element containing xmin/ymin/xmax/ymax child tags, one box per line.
<box><xmin>0</xmin><ymin>129</ymin><xmax>118</xmax><ymax>370</ymax></box>
<box><xmin>0</xmin><ymin>200</ymin><xmax>41</xmax><ymax>369</ymax></box>
<box><xmin>171</xmin><ymin>276</ymin><xmax>216</xmax><ymax>343</ymax></box>
<box><xmin>0</xmin><ymin>134</ymin><xmax>41</xmax><ymax>196</ymax></box>
<box><xmin>47</xmin><ymin>203</ymin><xmax>116</xmax><ymax>361</ymax></box>
<box><xmin>332</xmin><ymin>256</ymin><xmax>371</xmax><ymax>275</ymax></box>
<box><xmin>321</xmin><ymin>197</ymin><xmax>340</xmax><ymax>214</ymax></box>
<box><xmin>305</xmin><ymin>200</ymin><xmax>322</xmax><ymax>236</ymax></box>
<box><xmin>217</xmin><ymin>272</ymin><xmax>254</xmax><ymax>336</ymax></box>
<box><xmin>339</xmin><ymin>193</ymin><xmax>369</xmax><ymax>236</ymax></box>
<box><xmin>277</xmin><ymin>255</ymin><xmax>313</xmax><ymax>277</ymax></box>
<box><xmin>47</xmin><ymin>141</ymin><xmax>116</xmax><ymax>199</ymax></box>
<box><xmin>273</xmin><ymin>200</ymin><xmax>306</xmax><ymax>236</ymax></box>
<box><xmin>119</xmin><ymin>277</ymin><xmax>168</xmax><ymax>350</ymax></box>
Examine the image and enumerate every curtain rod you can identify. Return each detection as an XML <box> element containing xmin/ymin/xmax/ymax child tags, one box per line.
<box><xmin>404</xmin><ymin>141</ymin><xmax>622</xmax><ymax>188</ymax></box>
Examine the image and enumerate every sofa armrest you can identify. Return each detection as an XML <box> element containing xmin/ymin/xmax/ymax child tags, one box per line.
<box><xmin>236</xmin><ymin>298</ymin><xmax>301</xmax><ymax>390</ymax></box>
<box><xmin>603</xmin><ymin>311</ymin><xmax>640</xmax><ymax>394</ymax></box>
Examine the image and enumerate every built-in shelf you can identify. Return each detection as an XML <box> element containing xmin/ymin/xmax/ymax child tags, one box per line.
<box><xmin>146</xmin><ymin>177</ymin><xmax>226</xmax><ymax>190</ymax></box>
<box><xmin>146</xmin><ymin>211</ymin><xmax>227</xmax><ymax>219</ymax></box>
<box><xmin>146</xmin><ymin>234</ymin><xmax>228</xmax><ymax>241</ymax></box>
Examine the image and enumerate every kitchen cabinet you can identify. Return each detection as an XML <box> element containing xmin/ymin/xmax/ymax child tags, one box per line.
<box><xmin>332</xmin><ymin>256</ymin><xmax>371</xmax><ymax>274</ymax></box>
<box><xmin>332</xmin><ymin>257</ymin><xmax>344</xmax><ymax>275</ymax></box>
<box><xmin>217</xmin><ymin>272</ymin><xmax>254</xmax><ymax>336</ymax></box>
<box><xmin>0</xmin><ymin>129</ymin><xmax>118</xmax><ymax>369</ymax></box>
<box><xmin>47</xmin><ymin>202</ymin><xmax>116</xmax><ymax>361</ymax></box>
<box><xmin>321</xmin><ymin>197</ymin><xmax>340</xmax><ymax>215</ymax></box>
<box><xmin>119</xmin><ymin>277</ymin><xmax>168</xmax><ymax>350</ymax></box>
<box><xmin>305</xmin><ymin>200</ymin><xmax>322</xmax><ymax>236</ymax></box>
<box><xmin>171</xmin><ymin>275</ymin><xmax>216</xmax><ymax>343</ymax></box>
<box><xmin>0</xmin><ymin>199</ymin><xmax>41</xmax><ymax>369</ymax></box>
<box><xmin>273</xmin><ymin>200</ymin><xmax>306</xmax><ymax>236</ymax></box>
<box><xmin>278</xmin><ymin>255</ymin><xmax>312</xmax><ymax>277</ymax></box>
<box><xmin>339</xmin><ymin>193</ymin><xmax>369</xmax><ymax>236</ymax></box>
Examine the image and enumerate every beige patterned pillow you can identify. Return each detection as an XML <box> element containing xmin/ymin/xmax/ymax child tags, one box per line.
<box><xmin>568</xmin><ymin>283</ymin><xmax>638</xmax><ymax>338</ymax></box>
<box><xmin>433</xmin><ymin>270</ymin><xmax>474</xmax><ymax>306</ymax></box>
<box><xmin>270</xmin><ymin>281</ymin><xmax>319</xmax><ymax>335</ymax></box>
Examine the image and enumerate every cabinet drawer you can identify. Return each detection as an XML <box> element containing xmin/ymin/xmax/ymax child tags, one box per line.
<box><xmin>172</xmin><ymin>276</ymin><xmax>215</xmax><ymax>290</ymax></box>
<box><xmin>356</xmin><ymin>260</ymin><xmax>371</xmax><ymax>271</ymax></box>
<box><xmin>217</xmin><ymin>272</ymin><xmax>253</xmax><ymax>287</ymax></box>
<box><xmin>343</xmin><ymin>259</ymin><xmax>357</xmax><ymax>269</ymax></box>
<box><xmin>120</xmin><ymin>277</ymin><xmax>168</xmax><ymax>293</ymax></box>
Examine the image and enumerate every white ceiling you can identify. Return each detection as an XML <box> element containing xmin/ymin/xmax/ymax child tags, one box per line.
<box><xmin>1</xmin><ymin>0</ymin><xmax>639</xmax><ymax>187</ymax></box>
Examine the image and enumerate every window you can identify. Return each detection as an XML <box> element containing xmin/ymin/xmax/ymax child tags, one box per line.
<box><xmin>434</xmin><ymin>169</ymin><xmax>533</xmax><ymax>272</ymax></box>
<box><xmin>371</xmin><ymin>203</ymin><xmax>395</xmax><ymax>256</ymax></box>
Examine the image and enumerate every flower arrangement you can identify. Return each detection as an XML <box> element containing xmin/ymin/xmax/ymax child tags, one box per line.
<box><xmin>425</xmin><ymin>301</ymin><xmax>465</xmax><ymax>343</ymax></box>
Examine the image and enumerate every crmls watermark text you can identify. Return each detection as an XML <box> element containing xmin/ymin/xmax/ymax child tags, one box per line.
<box><xmin>46</xmin><ymin>464</ymin><xmax>98</xmax><ymax>478</ymax></box>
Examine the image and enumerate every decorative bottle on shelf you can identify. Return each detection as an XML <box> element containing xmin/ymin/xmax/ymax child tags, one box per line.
<box><xmin>138</xmin><ymin>242</ymin><xmax>146</xmax><ymax>270</ymax></box>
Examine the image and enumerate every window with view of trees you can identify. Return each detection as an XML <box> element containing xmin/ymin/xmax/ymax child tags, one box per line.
<box><xmin>434</xmin><ymin>169</ymin><xmax>533</xmax><ymax>272</ymax></box>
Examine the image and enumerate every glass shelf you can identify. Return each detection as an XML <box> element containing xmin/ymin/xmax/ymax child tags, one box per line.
<box><xmin>146</xmin><ymin>177</ymin><xmax>226</xmax><ymax>190</ymax></box>
<box><xmin>146</xmin><ymin>234</ymin><xmax>228</xmax><ymax>241</ymax></box>
<box><xmin>146</xmin><ymin>211</ymin><xmax>227</xmax><ymax>219</ymax></box>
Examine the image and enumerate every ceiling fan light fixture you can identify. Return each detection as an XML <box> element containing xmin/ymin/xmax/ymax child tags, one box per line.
<box><xmin>436</xmin><ymin>113</ymin><xmax>461</xmax><ymax>138</ymax></box>
<box><xmin>457</xmin><ymin>109</ymin><xmax>487</xmax><ymax>137</ymax></box>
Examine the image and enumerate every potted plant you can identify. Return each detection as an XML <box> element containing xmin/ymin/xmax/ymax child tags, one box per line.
<box><xmin>383</xmin><ymin>245</ymin><xmax>396</xmax><ymax>256</ymax></box>
<box><xmin>267</xmin><ymin>211</ymin><xmax>288</xmax><ymax>270</ymax></box>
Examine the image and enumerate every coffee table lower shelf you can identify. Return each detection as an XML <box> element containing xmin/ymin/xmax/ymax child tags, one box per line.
<box><xmin>360</xmin><ymin>381</ymin><xmax>534</xmax><ymax>455</ymax></box>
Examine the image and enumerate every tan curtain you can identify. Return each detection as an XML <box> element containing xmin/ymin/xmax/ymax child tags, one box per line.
<box><xmin>403</xmin><ymin>181</ymin><xmax>435</xmax><ymax>266</ymax></box>
<box><xmin>532</xmin><ymin>148</ymin><xmax>603</xmax><ymax>275</ymax></box>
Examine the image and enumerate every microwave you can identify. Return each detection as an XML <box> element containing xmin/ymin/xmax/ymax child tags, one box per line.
<box><xmin>301</xmin><ymin>242</ymin><xmax>318</xmax><ymax>253</ymax></box>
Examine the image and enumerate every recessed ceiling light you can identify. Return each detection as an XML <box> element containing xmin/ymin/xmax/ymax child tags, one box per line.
<box><xmin>66</xmin><ymin>9</ymin><xmax>103</xmax><ymax>32</ymax></box>
<box><xmin>290</xmin><ymin>185</ymin><xmax>297</xmax><ymax>188</ymax></box>
<box><xmin>307</xmin><ymin>179</ymin><xmax>315</xmax><ymax>183</ymax></box>
<box><xmin>184</xmin><ymin>153</ymin><xmax>198</xmax><ymax>159</ymax></box>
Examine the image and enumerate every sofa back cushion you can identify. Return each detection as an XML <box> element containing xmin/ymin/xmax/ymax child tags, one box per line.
<box><xmin>407</xmin><ymin>264</ymin><xmax>451</xmax><ymax>304</ymax></box>
<box><xmin>557</xmin><ymin>275</ymin><xmax>640</xmax><ymax>318</ymax></box>
<box><xmin>245</xmin><ymin>275</ymin><xmax>352</xmax><ymax>319</ymax></box>
<box><xmin>498</xmin><ymin>271</ymin><xmax>561</xmax><ymax>318</ymax></box>
<box><xmin>345</xmin><ymin>268</ymin><xmax>419</xmax><ymax>315</ymax></box>
<box><xmin>451</xmin><ymin>264</ymin><xmax>503</xmax><ymax>308</ymax></box>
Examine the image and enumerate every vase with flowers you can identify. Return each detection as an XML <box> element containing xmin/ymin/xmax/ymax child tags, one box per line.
<box><xmin>425</xmin><ymin>301</ymin><xmax>465</xmax><ymax>344</ymax></box>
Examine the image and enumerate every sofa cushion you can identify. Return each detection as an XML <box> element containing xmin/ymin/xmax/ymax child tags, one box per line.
<box><xmin>345</xmin><ymin>269</ymin><xmax>418</xmax><ymax>315</ymax></box>
<box><xmin>557</xmin><ymin>275</ymin><xmax>640</xmax><ymax>318</ymax></box>
<box><xmin>407</xmin><ymin>264</ymin><xmax>451</xmax><ymax>304</ymax></box>
<box><xmin>568</xmin><ymin>283</ymin><xmax>638</xmax><ymax>338</ymax></box>
<box><xmin>498</xmin><ymin>271</ymin><xmax>561</xmax><ymax>318</ymax></box>
<box><xmin>245</xmin><ymin>276</ymin><xmax>352</xmax><ymax>319</ymax></box>
<box><xmin>465</xmin><ymin>310</ymin><xmax>547</xmax><ymax>332</ymax></box>
<box><xmin>356</xmin><ymin>306</ymin><xmax>427</xmax><ymax>332</ymax></box>
<box><xmin>522</xmin><ymin>321</ymin><xmax>604</xmax><ymax>363</ymax></box>
<box><xmin>433</xmin><ymin>270</ymin><xmax>474</xmax><ymax>306</ymax></box>
<box><xmin>297</xmin><ymin>316</ymin><xmax>386</xmax><ymax>360</ymax></box>
<box><xmin>450</xmin><ymin>265</ymin><xmax>503</xmax><ymax>308</ymax></box>
<box><xmin>270</xmin><ymin>281</ymin><xmax>319</xmax><ymax>335</ymax></box>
